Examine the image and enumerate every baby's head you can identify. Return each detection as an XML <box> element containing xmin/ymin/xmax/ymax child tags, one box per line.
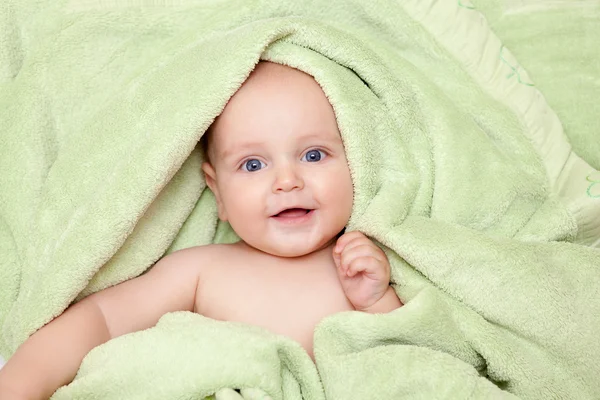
<box><xmin>201</xmin><ymin>62</ymin><xmax>354</xmax><ymax>257</ymax></box>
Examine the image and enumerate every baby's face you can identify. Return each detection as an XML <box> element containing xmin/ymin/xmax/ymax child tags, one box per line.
<box><xmin>202</xmin><ymin>62</ymin><xmax>354</xmax><ymax>257</ymax></box>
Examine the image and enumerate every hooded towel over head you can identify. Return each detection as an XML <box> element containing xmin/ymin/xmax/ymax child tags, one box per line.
<box><xmin>1</xmin><ymin>0</ymin><xmax>599</xmax><ymax>398</ymax></box>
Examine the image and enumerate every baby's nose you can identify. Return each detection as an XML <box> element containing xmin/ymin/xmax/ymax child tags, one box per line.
<box><xmin>272</xmin><ymin>164</ymin><xmax>304</xmax><ymax>193</ymax></box>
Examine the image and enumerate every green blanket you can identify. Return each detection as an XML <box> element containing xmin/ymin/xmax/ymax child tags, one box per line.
<box><xmin>1</xmin><ymin>0</ymin><xmax>599</xmax><ymax>398</ymax></box>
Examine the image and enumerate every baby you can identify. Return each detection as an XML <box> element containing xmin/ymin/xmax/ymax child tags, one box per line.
<box><xmin>0</xmin><ymin>62</ymin><xmax>402</xmax><ymax>399</ymax></box>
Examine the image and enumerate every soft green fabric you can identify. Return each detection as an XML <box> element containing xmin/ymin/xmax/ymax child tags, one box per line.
<box><xmin>471</xmin><ymin>0</ymin><xmax>600</xmax><ymax>247</ymax></box>
<box><xmin>473</xmin><ymin>0</ymin><xmax>600</xmax><ymax>171</ymax></box>
<box><xmin>1</xmin><ymin>0</ymin><xmax>599</xmax><ymax>399</ymax></box>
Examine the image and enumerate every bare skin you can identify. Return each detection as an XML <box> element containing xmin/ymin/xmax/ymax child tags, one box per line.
<box><xmin>0</xmin><ymin>62</ymin><xmax>402</xmax><ymax>399</ymax></box>
<box><xmin>199</xmin><ymin>239</ymin><xmax>402</xmax><ymax>353</ymax></box>
<box><xmin>195</xmin><ymin>241</ymin><xmax>355</xmax><ymax>355</ymax></box>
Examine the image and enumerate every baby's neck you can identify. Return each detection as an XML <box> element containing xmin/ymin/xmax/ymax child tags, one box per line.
<box><xmin>234</xmin><ymin>239</ymin><xmax>336</xmax><ymax>262</ymax></box>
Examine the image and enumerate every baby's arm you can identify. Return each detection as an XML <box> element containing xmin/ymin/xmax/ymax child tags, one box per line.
<box><xmin>333</xmin><ymin>231</ymin><xmax>402</xmax><ymax>313</ymax></box>
<box><xmin>0</xmin><ymin>248</ymin><xmax>202</xmax><ymax>400</ymax></box>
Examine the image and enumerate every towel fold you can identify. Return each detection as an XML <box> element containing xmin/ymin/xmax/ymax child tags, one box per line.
<box><xmin>1</xmin><ymin>0</ymin><xmax>599</xmax><ymax>398</ymax></box>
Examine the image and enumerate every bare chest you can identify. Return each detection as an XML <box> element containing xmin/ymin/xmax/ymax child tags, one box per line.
<box><xmin>194</xmin><ymin>256</ymin><xmax>354</xmax><ymax>356</ymax></box>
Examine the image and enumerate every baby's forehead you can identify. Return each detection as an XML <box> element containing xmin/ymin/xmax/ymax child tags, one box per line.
<box><xmin>205</xmin><ymin>61</ymin><xmax>340</xmax><ymax>156</ymax></box>
<box><xmin>230</xmin><ymin>62</ymin><xmax>323</xmax><ymax>104</ymax></box>
<box><xmin>247</xmin><ymin>61</ymin><xmax>309</xmax><ymax>84</ymax></box>
<box><xmin>210</xmin><ymin>126</ymin><xmax>341</xmax><ymax>155</ymax></box>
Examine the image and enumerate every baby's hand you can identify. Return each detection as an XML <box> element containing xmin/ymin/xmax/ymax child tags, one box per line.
<box><xmin>333</xmin><ymin>231</ymin><xmax>399</xmax><ymax>312</ymax></box>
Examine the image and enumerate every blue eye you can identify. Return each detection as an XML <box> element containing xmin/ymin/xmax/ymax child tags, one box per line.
<box><xmin>242</xmin><ymin>159</ymin><xmax>265</xmax><ymax>172</ymax></box>
<box><xmin>302</xmin><ymin>149</ymin><xmax>325</xmax><ymax>162</ymax></box>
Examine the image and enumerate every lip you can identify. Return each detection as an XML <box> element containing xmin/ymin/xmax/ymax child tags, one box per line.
<box><xmin>270</xmin><ymin>209</ymin><xmax>315</xmax><ymax>225</ymax></box>
<box><xmin>271</xmin><ymin>205</ymin><xmax>314</xmax><ymax>217</ymax></box>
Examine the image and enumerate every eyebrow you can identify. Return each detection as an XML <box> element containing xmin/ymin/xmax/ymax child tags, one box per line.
<box><xmin>219</xmin><ymin>132</ymin><xmax>341</xmax><ymax>161</ymax></box>
<box><xmin>220</xmin><ymin>141</ymin><xmax>262</xmax><ymax>161</ymax></box>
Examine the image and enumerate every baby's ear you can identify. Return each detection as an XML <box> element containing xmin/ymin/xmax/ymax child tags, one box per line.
<box><xmin>201</xmin><ymin>162</ymin><xmax>228</xmax><ymax>221</ymax></box>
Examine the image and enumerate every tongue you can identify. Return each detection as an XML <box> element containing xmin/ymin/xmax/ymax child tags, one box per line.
<box><xmin>277</xmin><ymin>208</ymin><xmax>308</xmax><ymax>217</ymax></box>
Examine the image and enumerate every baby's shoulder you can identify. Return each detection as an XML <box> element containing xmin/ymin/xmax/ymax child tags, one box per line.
<box><xmin>174</xmin><ymin>242</ymin><xmax>240</xmax><ymax>257</ymax></box>
<box><xmin>162</xmin><ymin>242</ymin><xmax>241</xmax><ymax>271</ymax></box>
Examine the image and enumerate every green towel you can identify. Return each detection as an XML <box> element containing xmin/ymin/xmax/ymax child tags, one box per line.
<box><xmin>1</xmin><ymin>0</ymin><xmax>599</xmax><ymax>398</ymax></box>
<box><xmin>473</xmin><ymin>0</ymin><xmax>600</xmax><ymax>171</ymax></box>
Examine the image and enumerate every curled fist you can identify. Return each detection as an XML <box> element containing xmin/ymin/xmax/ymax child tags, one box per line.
<box><xmin>333</xmin><ymin>231</ymin><xmax>401</xmax><ymax>313</ymax></box>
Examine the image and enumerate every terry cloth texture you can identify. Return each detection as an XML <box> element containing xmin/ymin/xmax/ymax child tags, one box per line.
<box><xmin>1</xmin><ymin>0</ymin><xmax>599</xmax><ymax>399</ymax></box>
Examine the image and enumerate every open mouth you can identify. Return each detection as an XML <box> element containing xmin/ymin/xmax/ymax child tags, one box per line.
<box><xmin>273</xmin><ymin>208</ymin><xmax>312</xmax><ymax>218</ymax></box>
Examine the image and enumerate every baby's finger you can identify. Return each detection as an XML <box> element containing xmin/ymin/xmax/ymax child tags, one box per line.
<box><xmin>341</xmin><ymin>243</ymin><xmax>384</xmax><ymax>269</ymax></box>
<box><xmin>346</xmin><ymin>256</ymin><xmax>379</xmax><ymax>278</ymax></box>
<box><xmin>334</xmin><ymin>231</ymin><xmax>367</xmax><ymax>254</ymax></box>
<box><xmin>339</xmin><ymin>236</ymin><xmax>374</xmax><ymax>256</ymax></box>
<box><xmin>340</xmin><ymin>243</ymin><xmax>374</xmax><ymax>266</ymax></box>
<box><xmin>332</xmin><ymin>247</ymin><xmax>342</xmax><ymax>270</ymax></box>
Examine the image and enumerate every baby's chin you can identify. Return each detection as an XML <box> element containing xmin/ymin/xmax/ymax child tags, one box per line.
<box><xmin>251</xmin><ymin>238</ymin><xmax>334</xmax><ymax>258</ymax></box>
